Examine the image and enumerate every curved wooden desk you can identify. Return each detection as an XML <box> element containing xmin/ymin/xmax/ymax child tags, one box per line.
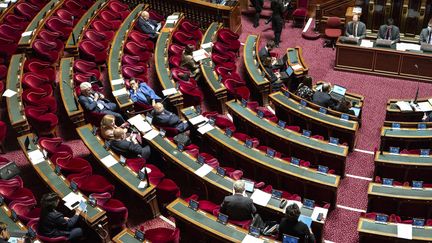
<box><xmin>380</xmin><ymin>126</ymin><xmax>432</xmax><ymax>151</ymax></box>
<box><xmin>386</xmin><ymin>97</ymin><xmax>432</xmax><ymax>122</ymax></box>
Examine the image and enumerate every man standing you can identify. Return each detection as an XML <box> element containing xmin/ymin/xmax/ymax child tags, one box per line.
<box><xmin>251</xmin><ymin>0</ymin><xmax>264</xmax><ymax>28</ymax></box>
<box><xmin>345</xmin><ymin>14</ymin><xmax>366</xmax><ymax>39</ymax></box>
<box><xmin>220</xmin><ymin>180</ymin><xmax>256</xmax><ymax>221</ymax></box>
<box><xmin>419</xmin><ymin>19</ymin><xmax>432</xmax><ymax>44</ymax></box>
<box><xmin>377</xmin><ymin>18</ymin><xmax>400</xmax><ymax>42</ymax></box>
<box><xmin>271</xmin><ymin>0</ymin><xmax>284</xmax><ymax>47</ymax></box>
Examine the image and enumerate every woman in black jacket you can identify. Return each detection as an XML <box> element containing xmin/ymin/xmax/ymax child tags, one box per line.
<box><xmin>37</xmin><ymin>193</ymin><xmax>83</xmax><ymax>241</ymax></box>
<box><xmin>278</xmin><ymin>204</ymin><xmax>315</xmax><ymax>243</ymax></box>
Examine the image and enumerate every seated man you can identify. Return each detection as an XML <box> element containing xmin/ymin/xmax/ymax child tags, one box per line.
<box><xmin>109</xmin><ymin>127</ymin><xmax>151</xmax><ymax>159</ymax></box>
<box><xmin>137</xmin><ymin>10</ymin><xmax>161</xmax><ymax>39</ymax></box>
<box><xmin>278</xmin><ymin>204</ymin><xmax>315</xmax><ymax>242</ymax></box>
<box><xmin>259</xmin><ymin>40</ymin><xmax>275</xmax><ymax>61</ymax></box>
<box><xmin>220</xmin><ymin>180</ymin><xmax>256</xmax><ymax>221</ymax></box>
<box><xmin>128</xmin><ymin>79</ymin><xmax>161</xmax><ymax>106</ymax></box>
<box><xmin>331</xmin><ymin>97</ymin><xmax>355</xmax><ymax>116</ymax></box>
<box><xmin>377</xmin><ymin>18</ymin><xmax>400</xmax><ymax>43</ymax></box>
<box><xmin>181</xmin><ymin>44</ymin><xmax>200</xmax><ymax>77</ymax></box>
<box><xmin>262</xmin><ymin>57</ymin><xmax>283</xmax><ymax>91</ymax></box>
<box><xmin>345</xmin><ymin>14</ymin><xmax>366</xmax><ymax>39</ymax></box>
<box><xmin>151</xmin><ymin>102</ymin><xmax>189</xmax><ymax>133</ymax></box>
<box><xmin>311</xmin><ymin>82</ymin><xmax>334</xmax><ymax>108</ymax></box>
<box><xmin>78</xmin><ymin>82</ymin><xmax>126</xmax><ymax>125</ymax></box>
<box><xmin>419</xmin><ymin>18</ymin><xmax>432</xmax><ymax>44</ymax></box>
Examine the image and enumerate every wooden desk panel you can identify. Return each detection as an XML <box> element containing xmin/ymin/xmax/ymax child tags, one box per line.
<box><xmin>336</xmin><ymin>45</ymin><xmax>374</xmax><ymax>71</ymax></box>
<box><xmin>374</xmin><ymin>52</ymin><xmax>401</xmax><ymax>74</ymax></box>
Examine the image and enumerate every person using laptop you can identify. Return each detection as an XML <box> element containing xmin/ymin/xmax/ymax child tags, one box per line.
<box><xmin>311</xmin><ymin>82</ymin><xmax>335</xmax><ymax>108</ymax></box>
<box><xmin>220</xmin><ymin>180</ymin><xmax>256</xmax><ymax>221</ymax></box>
<box><xmin>38</xmin><ymin>193</ymin><xmax>83</xmax><ymax>242</ymax></box>
<box><xmin>278</xmin><ymin>204</ymin><xmax>315</xmax><ymax>243</ymax></box>
<box><xmin>419</xmin><ymin>18</ymin><xmax>432</xmax><ymax>44</ymax></box>
<box><xmin>137</xmin><ymin>10</ymin><xmax>161</xmax><ymax>40</ymax></box>
<box><xmin>332</xmin><ymin>97</ymin><xmax>355</xmax><ymax>116</ymax></box>
<box><xmin>345</xmin><ymin>14</ymin><xmax>366</xmax><ymax>39</ymax></box>
<box><xmin>377</xmin><ymin>18</ymin><xmax>400</xmax><ymax>43</ymax></box>
<box><xmin>151</xmin><ymin>102</ymin><xmax>190</xmax><ymax>133</ymax></box>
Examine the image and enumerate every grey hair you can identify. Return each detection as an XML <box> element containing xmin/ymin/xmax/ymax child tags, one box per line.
<box><xmin>233</xmin><ymin>180</ymin><xmax>245</xmax><ymax>193</ymax></box>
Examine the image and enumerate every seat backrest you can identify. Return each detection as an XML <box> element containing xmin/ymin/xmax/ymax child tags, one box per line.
<box><xmin>326</xmin><ymin>17</ymin><xmax>341</xmax><ymax>28</ymax></box>
<box><xmin>297</xmin><ymin>0</ymin><xmax>308</xmax><ymax>9</ymax></box>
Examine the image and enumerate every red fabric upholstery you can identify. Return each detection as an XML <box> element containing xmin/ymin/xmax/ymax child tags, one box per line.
<box><xmin>84</xmin><ymin>30</ymin><xmax>112</xmax><ymax>48</ymax></box>
<box><xmin>145</xmin><ymin>228</ymin><xmax>180</xmax><ymax>243</ymax></box>
<box><xmin>28</xmin><ymin>220</ymin><xmax>69</xmax><ymax>242</ymax></box>
<box><xmin>55</xmin><ymin>9</ymin><xmax>76</xmax><ymax>24</ymax></box>
<box><xmin>178</xmin><ymin>81</ymin><xmax>204</xmax><ymax>106</ymax></box>
<box><xmin>90</xmin><ymin>192</ymin><xmax>128</xmax><ymax>228</ymax></box>
<box><xmin>0</xmin><ymin>36</ymin><xmax>18</xmax><ymax>58</ymax></box>
<box><xmin>25</xmin><ymin>106</ymin><xmax>58</xmax><ymax>135</ymax></box>
<box><xmin>79</xmin><ymin>40</ymin><xmax>108</xmax><ymax>64</ymax></box>
<box><xmin>15</xmin><ymin>2</ymin><xmax>39</xmax><ymax>21</ymax></box>
<box><xmin>0</xmin><ymin>121</ymin><xmax>6</xmax><ymax>144</ymax></box>
<box><xmin>122</xmin><ymin>64</ymin><xmax>148</xmax><ymax>81</ymax></box>
<box><xmin>37</xmin><ymin>30</ymin><xmax>64</xmax><ymax>51</ymax></box>
<box><xmin>9</xmin><ymin>199</ymin><xmax>41</xmax><ymax>224</ymax></box>
<box><xmin>24</xmin><ymin>58</ymin><xmax>56</xmax><ymax>81</ymax></box>
<box><xmin>122</xmin><ymin>54</ymin><xmax>148</xmax><ymax>67</ymax></box>
<box><xmin>128</xmin><ymin>30</ymin><xmax>151</xmax><ymax>43</ymax></box>
<box><xmin>73</xmin><ymin>59</ymin><xmax>101</xmax><ymax>80</ymax></box>
<box><xmin>67</xmin><ymin>173</ymin><xmax>115</xmax><ymax>196</ymax></box>
<box><xmin>45</xmin><ymin>16</ymin><xmax>73</xmax><ymax>39</ymax></box>
<box><xmin>224</xmin><ymin>79</ymin><xmax>250</xmax><ymax>100</ymax></box>
<box><xmin>39</xmin><ymin>137</ymin><xmax>73</xmax><ymax>157</ymax></box>
<box><xmin>50</xmin><ymin>151</ymin><xmax>92</xmax><ymax>176</ymax></box>
<box><xmin>325</xmin><ymin>17</ymin><xmax>342</xmax><ymax>38</ymax></box>
<box><xmin>172</xmin><ymin>31</ymin><xmax>196</xmax><ymax>47</ymax></box>
<box><xmin>156</xmin><ymin>178</ymin><xmax>180</xmax><ymax>204</ymax></box>
<box><xmin>4</xmin><ymin>14</ymin><xmax>29</xmax><ymax>30</ymax></box>
<box><xmin>32</xmin><ymin>39</ymin><xmax>60</xmax><ymax>62</ymax></box>
<box><xmin>22</xmin><ymin>88</ymin><xmax>57</xmax><ymax>113</ymax></box>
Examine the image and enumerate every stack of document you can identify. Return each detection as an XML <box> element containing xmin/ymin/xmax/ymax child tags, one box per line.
<box><xmin>414</xmin><ymin>101</ymin><xmax>432</xmax><ymax>112</ymax></box>
<box><xmin>396</xmin><ymin>43</ymin><xmax>421</xmax><ymax>51</ymax></box>
<box><xmin>166</xmin><ymin>15</ymin><xmax>179</xmax><ymax>24</ymax></box>
<box><xmin>63</xmin><ymin>192</ymin><xmax>85</xmax><ymax>210</ymax></box>
<box><xmin>2</xmin><ymin>89</ymin><xmax>17</xmax><ymax>97</ymax></box>
<box><xmin>112</xmin><ymin>88</ymin><xmax>128</xmax><ymax>97</ymax></box>
<box><xmin>291</xmin><ymin>64</ymin><xmax>303</xmax><ymax>71</ymax></box>
<box><xmin>128</xmin><ymin>115</ymin><xmax>152</xmax><ymax>133</ymax></box>
<box><xmin>193</xmin><ymin>49</ymin><xmax>210</xmax><ymax>62</ymax></box>
<box><xmin>250</xmin><ymin>189</ymin><xmax>271</xmax><ymax>206</ymax></box>
<box><xmin>360</xmin><ymin>40</ymin><xmax>373</xmax><ymax>48</ymax></box>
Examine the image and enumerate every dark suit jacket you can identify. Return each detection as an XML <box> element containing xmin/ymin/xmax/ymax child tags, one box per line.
<box><xmin>345</xmin><ymin>21</ymin><xmax>366</xmax><ymax>39</ymax></box>
<box><xmin>251</xmin><ymin>0</ymin><xmax>264</xmax><ymax>12</ymax></box>
<box><xmin>271</xmin><ymin>0</ymin><xmax>284</xmax><ymax>31</ymax></box>
<box><xmin>220</xmin><ymin>194</ymin><xmax>256</xmax><ymax>221</ymax></box>
<box><xmin>312</xmin><ymin>91</ymin><xmax>333</xmax><ymax>108</ymax></box>
<box><xmin>419</xmin><ymin>27</ymin><xmax>432</xmax><ymax>44</ymax></box>
<box><xmin>377</xmin><ymin>25</ymin><xmax>400</xmax><ymax>42</ymax></box>
<box><xmin>278</xmin><ymin>218</ymin><xmax>315</xmax><ymax>243</ymax></box>
<box><xmin>38</xmin><ymin>210</ymin><xmax>79</xmax><ymax>238</ymax></box>
<box><xmin>259</xmin><ymin>47</ymin><xmax>271</xmax><ymax>62</ymax></box>
<box><xmin>78</xmin><ymin>94</ymin><xmax>117</xmax><ymax>112</ymax></box>
<box><xmin>152</xmin><ymin>110</ymin><xmax>181</xmax><ymax>127</ymax></box>
<box><xmin>109</xmin><ymin>139</ymin><xmax>151</xmax><ymax>159</ymax></box>
<box><xmin>137</xmin><ymin>17</ymin><xmax>159</xmax><ymax>38</ymax></box>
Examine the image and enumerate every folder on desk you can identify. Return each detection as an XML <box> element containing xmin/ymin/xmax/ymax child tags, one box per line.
<box><xmin>395</xmin><ymin>101</ymin><xmax>413</xmax><ymax>111</ymax></box>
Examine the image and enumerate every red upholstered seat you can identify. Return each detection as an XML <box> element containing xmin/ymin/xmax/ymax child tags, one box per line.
<box><xmin>90</xmin><ymin>192</ymin><xmax>128</xmax><ymax>228</ymax></box>
<box><xmin>3</xmin><ymin>14</ymin><xmax>29</xmax><ymax>30</ymax></box>
<box><xmin>64</xmin><ymin>0</ymin><xmax>85</xmax><ymax>16</ymax></box>
<box><xmin>79</xmin><ymin>40</ymin><xmax>108</xmax><ymax>64</ymax></box>
<box><xmin>232</xmin><ymin>132</ymin><xmax>259</xmax><ymax>147</ymax></box>
<box><xmin>212</xmin><ymin>208</ymin><xmax>252</xmax><ymax>229</ymax></box>
<box><xmin>73</xmin><ymin>59</ymin><xmax>101</xmax><ymax>80</ymax></box>
<box><xmin>128</xmin><ymin>30</ymin><xmax>151</xmax><ymax>43</ymax></box>
<box><xmin>67</xmin><ymin>173</ymin><xmax>115</xmax><ymax>196</ymax></box>
<box><xmin>125</xmin><ymin>42</ymin><xmax>153</xmax><ymax>61</ymax></box>
<box><xmin>9</xmin><ymin>199</ymin><xmax>41</xmax><ymax>224</ymax></box>
<box><xmin>148</xmin><ymin>10</ymin><xmax>164</xmax><ymax>22</ymax></box>
<box><xmin>22</xmin><ymin>88</ymin><xmax>57</xmax><ymax>113</ymax></box>
<box><xmin>37</xmin><ymin>30</ymin><xmax>64</xmax><ymax>51</ymax></box>
<box><xmin>122</xmin><ymin>64</ymin><xmax>148</xmax><ymax>81</ymax></box>
<box><xmin>121</xmin><ymin>55</ymin><xmax>148</xmax><ymax>68</ymax></box>
<box><xmin>292</xmin><ymin>0</ymin><xmax>309</xmax><ymax>27</ymax></box>
<box><xmin>24</xmin><ymin>58</ymin><xmax>56</xmax><ymax>82</ymax></box>
<box><xmin>178</xmin><ymin>81</ymin><xmax>204</xmax><ymax>106</ymax></box>
<box><xmin>22</xmin><ymin>73</ymin><xmax>53</xmax><ymax>92</ymax></box>
<box><xmin>56</xmin><ymin>9</ymin><xmax>76</xmax><ymax>24</ymax></box>
<box><xmin>324</xmin><ymin>17</ymin><xmax>342</xmax><ymax>48</ymax></box>
<box><xmin>0</xmin><ymin>24</ymin><xmax>22</xmax><ymax>41</ymax></box>
<box><xmin>0</xmin><ymin>36</ymin><xmax>18</xmax><ymax>59</ymax></box>
<box><xmin>145</xmin><ymin>228</ymin><xmax>180</xmax><ymax>243</ymax></box>
<box><xmin>45</xmin><ymin>16</ymin><xmax>73</xmax><ymax>40</ymax></box>
<box><xmin>168</xmin><ymin>55</ymin><xmax>183</xmax><ymax>69</ymax></box>
<box><xmin>224</xmin><ymin>79</ymin><xmax>250</xmax><ymax>100</ymax></box>
<box><xmin>84</xmin><ymin>30</ymin><xmax>112</xmax><ymax>48</ymax></box>
<box><xmin>156</xmin><ymin>178</ymin><xmax>181</xmax><ymax>204</ymax></box>
<box><xmin>212</xmin><ymin>43</ymin><xmax>236</xmax><ymax>61</ymax></box>
<box><xmin>39</xmin><ymin>137</ymin><xmax>73</xmax><ymax>157</ymax></box>
<box><xmin>28</xmin><ymin>220</ymin><xmax>69</xmax><ymax>242</ymax></box>
<box><xmin>50</xmin><ymin>151</ymin><xmax>93</xmax><ymax>176</ymax></box>
<box><xmin>172</xmin><ymin>31</ymin><xmax>196</xmax><ymax>47</ymax></box>
<box><xmin>179</xmin><ymin>20</ymin><xmax>202</xmax><ymax>40</ymax></box>
<box><xmin>0</xmin><ymin>178</ymin><xmax>35</xmax><ymax>203</ymax></box>
<box><xmin>100</xmin><ymin>10</ymin><xmax>123</xmax><ymax>28</ymax></box>
<box><xmin>15</xmin><ymin>2</ymin><xmax>39</xmax><ymax>21</ymax></box>
<box><xmin>25</xmin><ymin>106</ymin><xmax>58</xmax><ymax>136</ymax></box>
<box><xmin>32</xmin><ymin>39</ymin><xmax>61</xmax><ymax>62</ymax></box>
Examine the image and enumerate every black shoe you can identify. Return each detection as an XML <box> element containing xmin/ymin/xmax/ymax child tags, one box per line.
<box><xmin>253</xmin><ymin>22</ymin><xmax>259</xmax><ymax>28</ymax></box>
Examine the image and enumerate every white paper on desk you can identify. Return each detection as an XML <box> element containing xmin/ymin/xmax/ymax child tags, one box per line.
<box><xmin>397</xmin><ymin>223</ymin><xmax>412</xmax><ymax>240</ymax></box>
<box><xmin>250</xmin><ymin>189</ymin><xmax>271</xmax><ymax>206</ymax></box>
<box><xmin>167</xmin><ymin>15</ymin><xmax>179</xmax><ymax>20</ymax></box>
<box><xmin>291</xmin><ymin>64</ymin><xmax>303</xmax><ymax>71</ymax></box>
<box><xmin>415</xmin><ymin>101</ymin><xmax>432</xmax><ymax>112</ymax></box>
<box><xmin>144</xmin><ymin>129</ymin><xmax>159</xmax><ymax>140</ymax></box>
<box><xmin>194</xmin><ymin>164</ymin><xmax>213</xmax><ymax>177</ymax></box>
<box><xmin>112</xmin><ymin>88</ymin><xmax>128</xmax><ymax>97</ymax></box>
<box><xmin>189</xmin><ymin>115</ymin><xmax>206</xmax><ymax>125</ymax></box>
<box><xmin>162</xmin><ymin>88</ymin><xmax>177</xmax><ymax>96</ymax></box>
<box><xmin>311</xmin><ymin>206</ymin><xmax>329</xmax><ymax>221</ymax></box>
<box><xmin>428</xmin><ymin>98</ymin><xmax>432</xmax><ymax>106</ymax></box>
<box><xmin>201</xmin><ymin>42</ymin><xmax>213</xmax><ymax>49</ymax></box>
<box><xmin>28</xmin><ymin>150</ymin><xmax>45</xmax><ymax>165</ymax></box>
<box><xmin>396</xmin><ymin>43</ymin><xmax>421</xmax><ymax>51</ymax></box>
<box><xmin>396</xmin><ymin>101</ymin><xmax>413</xmax><ymax>111</ymax></box>
<box><xmin>101</xmin><ymin>155</ymin><xmax>117</xmax><ymax>168</ymax></box>
<box><xmin>197</xmin><ymin>123</ymin><xmax>214</xmax><ymax>134</ymax></box>
<box><xmin>166</xmin><ymin>19</ymin><xmax>176</xmax><ymax>24</ymax></box>
<box><xmin>21</xmin><ymin>31</ymin><xmax>33</xmax><ymax>37</ymax></box>
<box><xmin>360</xmin><ymin>40</ymin><xmax>373</xmax><ymax>48</ymax></box>
<box><xmin>111</xmin><ymin>78</ymin><xmax>124</xmax><ymax>85</ymax></box>
<box><xmin>193</xmin><ymin>49</ymin><xmax>210</xmax><ymax>62</ymax></box>
<box><xmin>138</xmin><ymin>180</ymin><xmax>148</xmax><ymax>189</ymax></box>
<box><xmin>128</xmin><ymin>115</ymin><xmax>152</xmax><ymax>133</ymax></box>
<box><xmin>241</xmin><ymin>235</ymin><xmax>264</xmax><ymax>243</ymax></box>
<box><xmin>2</xmin><ymin>89</ymin><xmax>17</xmax><ymax>97</ymax></box>
<box><xmin>0</xmin><ymin>3</ymin><xmax>8</xmax><ymax>8</ymax></box>
<box><xmin>63</xmin><ymin>192</ymin><xmax>85</xmax><ymax>210</ymax></box>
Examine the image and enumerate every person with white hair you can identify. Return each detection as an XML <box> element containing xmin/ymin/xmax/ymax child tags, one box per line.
<box><xmin>78</xmin><ymin>82</ymin><xmax>125</xmax><ymax>124</ymax></box>
<box><xmin>220</xmin><ymin>180</ymin><xmax>256</xmax><ymax>221</ymax></box>
<box><xmin>137</xmin><ymin>10</ymin><xmax>161</xmax><ymax>39</ymax></box>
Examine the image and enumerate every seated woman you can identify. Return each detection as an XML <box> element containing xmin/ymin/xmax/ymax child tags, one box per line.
<box><xmin>295</xmin><ymin>76</ymin><xmax>314</xmax><ymax>101</ymax></box>
<box><xmin>128</xmin><ymin>78</ymin><xmax>161</xmax><ymax>106</ymax></box>
<box><xmin>100</xmin><ymin>114</ymin><xmax>139</xmax><ymax>143</ymax></box>
<box><xmin>37</xmin><ymin>193</ymin><xmax>83</xmax><ymax>242</ymax></box>
<box><xmin>278</xmin><ymin>203</ymin><xmax>315</xmax><ymax>242</ymax></box>
<box><xmin>181</xmin><ymin>44</ymin><xmax>200</xmax><ymax>77</ymax></box>
<box><xmin>263</xmin><ymin>57</ymin><xmax>283</xmax><ymax>91</ymax></box>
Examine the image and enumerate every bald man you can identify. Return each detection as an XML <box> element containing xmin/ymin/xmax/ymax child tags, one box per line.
<box><xmin>151</xmin><ymin>102</ymin><xmax>189</xmax><ymax>133</ymax></box>
<box><xmin>137</xmin><ymin>10</ymin><xmax>161</xmax><ymax>39</ymax></box>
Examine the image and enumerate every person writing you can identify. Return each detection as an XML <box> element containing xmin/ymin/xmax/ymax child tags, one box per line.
<box><xmin>419</xmin><ymin>18</ymin><xmax>432</xmax><ymax>44</ymax></box>
<box><xmin>377</xmin><ymin>18</ymin><xmax>400</xmax><ymax>42</ymax></box>
<box><xmin>181</xmin><ymin>44</ymin><xmax>200</xmax><ymax>77</ymax></box>
<box><xmin>220</xmin><ymin>180</ymin><xmax>256</xmax><ymax>221</ymax></box>
<box><xmin>278</xmin><ymin>204</ymin><xmax>315</xmax><ymax>242</ymax></box>
<box><xmin>345</xmin><ymin>14</ymin><xmax>366</xmax><ymax>39</ymax></box>
<box><xmin>128</xmin><ymin>79</ymin><xmax>161</xmax><ymax>106</ymax></box>
<box><xmin>137</xmin><ymin>11</ymin><xmax>161</xmax><ymax>39</ymax></box>
<box><xmin>37</xmin><ymin>193</ymin><xmax>83</xmax><ymax>242</ymax></box>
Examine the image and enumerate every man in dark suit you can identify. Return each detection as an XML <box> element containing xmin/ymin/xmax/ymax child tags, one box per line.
<box><xmin>151</xmin><ymin>102</ymin><xmax>189</xmax><ymax>133</ymax></box>
<box><xmin>220</xmin><ymin>180</ymin><xmax>256</xmax><ymax>221</ymax></box>
<box><xmin>278</xmin><ymin>204</ymin><xmax>315</xmax><ymax>242</ymax></box>
<box><xmin>259</xmin><ymin>40</ymin><xmax>275</xmax><ymax>62</ymax></box>
<box><xmin>311</xmin><ymin>82</ymin><xmax>334</xmax><ymax>108</ymax></box>
<box><xmin>345</xmin><ymin>14</ymin><xmax>366</xmax><ymax>39</ymax></box>
<box><xmin>251</xmin><ymin>0</ymin><xmax>264</xmax><ymax>28</ymax></box>
<box><xmin>377</xmin><ymin>18</ymin><xmax>400</xmax><ymax>42</ymax></box>
<box><xmin>137</xmin><ymin>10</ymin><xmax>161</xmax><ymax>39</ymax></box>
<box><xmin>109</xmin><ymin>127</ymin><xmax>151</xmax><ymax>159</ymax></box>
<box><xmin>419</xmin><ymin>18</ymin><xmax>432</xmax><ymax>44</ymax></box>
<box><xmin>271</xmin><ymin>0</ymin><xmax>285</xmax><ymax>47</ymax></box>
<box><xmin>263</xmin><ymin>57</ymin><xmax>283</xmax><ymax>91</ymax></box>
<box><xmin>78</xmin><ymin>82</ymin><xmax>125</xmax><ymax>125</ymax></box>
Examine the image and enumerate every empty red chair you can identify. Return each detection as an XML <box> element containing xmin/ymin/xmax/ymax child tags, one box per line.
<box><xmin>9</xmin><ymin>199</ymin><xmax>41</xmax><ymax>224</ymax></box>
<box><xmin>22</xmin><ymin>73</ymin><xmax>53</xmax><ymax>93</ymax></box>
<box><xmin>38</xmin><ymin>137</ymin><xmax>73</xmax><ymax>157</ymax></box>
<box><xmin>91</xmin><ymin>19</ymin><xmax>116</xmax><ymax>32</ymax></box>
<box><xmin>124</xmin><ymin>42</ymin><xmax>153</xmax><ymax>61</ymax></box>
<box><xmin>84</xmin><ymin>30</ymin><xmax>112</xmax><ymax>48</ymax></box>
<box><xmin>15</xmin><ymin>2</ymin><xmax>39</xmax><ymax>21</ymax></box>
<box><xmin>204</xmin><ymin>114</ymin><xmax>236</xmax><ymax>131</ymax></box>
<box><xmin>0</xmin><ymin>176</ymin><xmax>35</xmax><ymax>203</ymax></box>
<box><xmin>107</xmin><ymin>0</ymin><xmax>129</xmax><ymax>19</ymax></box>
<box><xmin>233</xmin><ymin>132</ymin><xmax>259</xmax><ymax>147</ymax></box>
<box><xmin>28</xmin><ymin>0</ymin><xmax>46</xmax><ymax>8</ymax></box>
<box><xmin>55</xmin><ymin>9</ymin><xmax>76</xmax><ymax>24</ymax></box>
<box><xmin>28</xmin><ymin>220</ymin><xmax>68</xmax><ymax>242</ymax></box>
<box><xmin>0</xmin><ymin>37</ymin><xmax>18</xmax><ymax>58</ymax></box>
<box><xmin>324</xmin><ymin>17</ymin><xmax>342</xmax><ymax>49</ymax></box>
<box><xmin>172</xmin><ymin>31</ymin><xmax>197</xmax><ymax>47</ymax></box>
<box><xmin>217</xmin><ymin>28</ymin><xmax>239</xmax><ymax>42</ymax></box>
<box><xmin>3</xmin><ymin>14</ymin><xmax>29</xmax><ymax>30</ymax></box>
<box><xmin>224</xmin><ymin>79</ymin><xmax>250</xmax><ymax>100</ymax></box>
<box><xmin>168</xmin><ymin>44</ymin><xmax>185</xmax><ymax>56</ymax></box>
<box><xmin>67</xmin><ymin>173</ymin><xmax>115</xmax><ymax>196</ymax></box>
<box><xmin>179</xmin><ymin>20</ymin><xmax>202</xmax><ymax>40</ymax></box>
<box><xmin>25</xmin><ymin>106</ymin><xmax>58</xmax><ymax>136</ymax></box>
<box><xmin>79</xmin><ymin>40</ymin><xmax>108</xmax><ymax>64</ymax></box>
<box><xmin>45</xmin><ymin>16</ymin><xmax>73</xmax><ymax>39</ymax></box>
<box><xmin>178</xmin><ymin>81</ymin><xmax>204</xmax><ymax>106</ymax></box>
<box><xmin>73</xmin><ymin>59</ymin><xmax>101</xmax><ymax>80</ymax></box>
<box><xmin>90</xmin><ymin>192</ymin><xmax>128</xmax><ymax>228</ymax></box>
<box><xmin>145</xmin><ymin>228</ymin><xmax>180</xmax><ymax>243</ymax></box>
<box><xmin>128</xmin><ymin>30</ymin><xmax>151</xmax><ymax>43</ymax></box>
<box><xmin>292</xmin><ymin>0</ymin><xmax>309</xmax><ymax>27</ymax></box>
<box><xmin>156</xmin><ymin>178</ymin><xmax>180</xmax><ymax>204</ymax></box>
<box><xmin>121</xmin><ymin>54</ymin><xmax>147</xmax><ymax>67</ymax></box>
<box><xmin>100</xmin><ymin>10</ymin><xmax>123</xmax><ymax>28</ymax></box>
<box><xmin>122</xmin><ymin>64</ymin><xmax>148</xmax><ymax>81</ymax></box>
<box><xmin>32</xmin><ymin>39</ymin><xmax>61</xmax><ymax>62</ymax></box>
<box><xmin>37</xmin><ymin>30</ymin><xmax>64</xmax><ymax>52</ymax></box>
<box><xmin>22</xmin><ymin>88</ymin><xmax>57</xmax><ymax>113</ymax></box>
<box><xmin>64</xmin><ymin>0</ymin><xmax>85</xmax><ymax>16</ymax></box>
<box><xmin>0</xmin><ymin>24</ymin><xmax>22</xmax><ymax>41</ymax></box>
<box><xmin>212</xmin><ymin>52</ymin><xmax>236</xmax><ymax>67</ymax></box>
<box><xmin>168</xmin><ymin>55</ymin><xmax>184</xmax><ymax>69</ymax></box>
<box><xmin>50</xmin><ymin>151</ymin><xmax>93</xmax><ymax>176</ymax></box>
<box><xmin>212</xmin><ymin>42</ymin><xmax>237</xmax><ymax>59</ymax></box>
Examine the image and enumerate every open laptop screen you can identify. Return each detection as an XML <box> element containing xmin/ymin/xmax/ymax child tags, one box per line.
<box><xmin>332</xmin><ymin>85</ymin><xmax>346</xmax><ymax>96</ymax></box>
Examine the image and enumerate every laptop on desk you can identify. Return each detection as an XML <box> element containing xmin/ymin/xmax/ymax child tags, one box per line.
<box><xmin>341</xmin><ymin>36</ymin><xmax>360</xmax><ymax>44</ymax></box>
<box><xmin>376</xmin><ymin>39</ymin><xmax>393</xmax><ymax>47</ymax></box>
<box><xmin>329</xmin><ymin>84</ymin><xmax>347</xmax><ymax>101</ymax></box>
